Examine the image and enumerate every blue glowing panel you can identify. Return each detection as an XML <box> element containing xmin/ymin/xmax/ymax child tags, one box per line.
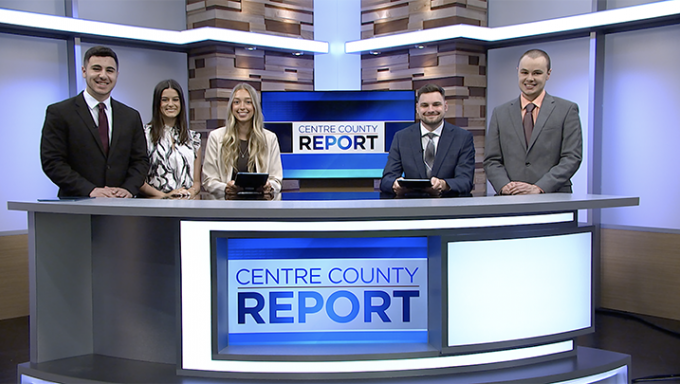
<box><xmin>217</xmin><ymin>237</ymin><xmax>428</xmax><ymax>345</ymax></box>
<box><xmin>280</xmin><ymin>153</ymin><xmax>388</xmax><ymax>178</ymax></box>
<box><xmin>262</xmin><ymin>91</ymin><xmax>415</xmax><ymax>179</ymax></box>
<box><xmin>261</xmin><ymin>90</ymin><xmax>415</xmax><ymax>122</ymax></box>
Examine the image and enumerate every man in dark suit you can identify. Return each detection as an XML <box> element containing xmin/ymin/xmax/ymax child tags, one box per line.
<box><xmin>484</xmin><ymin>49</ymin><xmax>582</xmax><ymax>195</ymax></box>
<box><xmin>41</xmin><ymin>46</ymin><xmax>148</xmax><ymax>198</ymax></box>
<box><xmin>380</xmin><ymin>84</ymin><xmax>475</xmax><ymax>197</ymax></box>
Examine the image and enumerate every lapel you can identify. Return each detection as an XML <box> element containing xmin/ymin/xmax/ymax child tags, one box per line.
<box><xmin>509</xmin><ymin>97</ymin><xmax>527</xmax><ymax>151</ymax></box>
<box><xmin>109</xmin><ymin>98</ymin><xmax>120</xmax><ymax>155</ymax></box>
<box><xmin>408</xmin><ymin>124</ymin><xmax>429</xmax><ymax>178</ymax></box>
<box><xmin>432</xmin><ymin>123</ymin><xmax>454</xmax><ymax>175</ymax></box>
<box><xmin>74</xmin><ymin>92</ymin><xmax>107</xmax><ymax>156</ymax></box>
<box><xmin>529</xmin><ymin>93</ymin><xmax>556</xmax><ymax>150</ymax></box>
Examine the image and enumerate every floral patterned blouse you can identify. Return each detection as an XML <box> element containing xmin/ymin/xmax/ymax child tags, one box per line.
<box><xmin>144</xmin><ymin>125</ymin><xmax>201</xmax><ymax>193</ymax></box>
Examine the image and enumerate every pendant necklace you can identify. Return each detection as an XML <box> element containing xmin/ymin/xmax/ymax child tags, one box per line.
<box><xmin>239</xmin><ymin>141</ymin><xmax>248</xmax><ymax>158</ymax></box>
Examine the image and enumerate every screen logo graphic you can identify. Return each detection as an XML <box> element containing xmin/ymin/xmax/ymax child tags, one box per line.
<box><xmin>293</xmin><ymin>122</ymin><xmax>385</xmax><ymax>153</ymax></box>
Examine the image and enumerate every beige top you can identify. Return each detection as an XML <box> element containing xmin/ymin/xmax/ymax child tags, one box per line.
<box><xmin>201</xmin><ymin>127</ymin><xmax>283</xmax><ymax>199</ymax></box>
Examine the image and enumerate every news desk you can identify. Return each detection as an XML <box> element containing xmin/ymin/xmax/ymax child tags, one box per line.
<box><xmin>9</xmin><ymin>193</ymin><xmax>638</xmax><ymax>383</ymax></box>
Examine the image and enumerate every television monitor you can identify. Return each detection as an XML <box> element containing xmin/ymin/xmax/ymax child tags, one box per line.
<box><xmin>262</xmin><ymin>90</ymin><xmax>416</xmax><ymax>179</ymax></box>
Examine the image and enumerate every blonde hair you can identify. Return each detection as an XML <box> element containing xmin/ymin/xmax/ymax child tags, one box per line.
<box><xmin>220</xmin><ymin>83</ymin><xmax>266</xmax><ymax>173</ymax></box>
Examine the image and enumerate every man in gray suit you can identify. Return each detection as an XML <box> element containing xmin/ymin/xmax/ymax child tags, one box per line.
<box><xmin>484</xmin><ymin>49</ymin><xmax>582</xmax><ymax>194</ymax></box>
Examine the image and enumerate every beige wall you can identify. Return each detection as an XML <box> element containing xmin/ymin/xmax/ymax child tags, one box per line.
<box><xmin>0</xmin><ymin>235</ymin><xmax>28</xmax><ymax>320</ymax></box>
<box><xmin>601</xmin><ymin>229</ymin><xmax>680</xmax><ymax>321</ymax></box>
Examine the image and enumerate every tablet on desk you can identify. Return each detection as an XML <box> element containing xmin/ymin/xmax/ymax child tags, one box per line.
<box><xmin>234</xmin><ymin>172</ymin><xmax>269</xmax><ymax>192</ymax></box>
<box><xmin>38</xmin><ymin>197</ymin><xmax>94</xmax><ymax>201</ymax></box>
<box><xmin>397</xmin><ymin>179</ymin><xmax>432</xmax><ymax>190</ymax></box>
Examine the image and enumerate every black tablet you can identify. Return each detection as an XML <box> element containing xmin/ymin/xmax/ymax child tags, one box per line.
<box><xmin>397</xmin><ymin>179</ymin><xmax>432</xmax><ymax>190</ymax></box>
<box><xmin>234</xmin><ymin>172</ymin><xmax>269</xmax><ymax>191</ymax></box>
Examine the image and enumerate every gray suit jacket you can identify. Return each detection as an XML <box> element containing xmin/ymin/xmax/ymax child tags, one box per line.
<box><xmin>484</xmin><ymin>93</ymin><xmax>582</xmax><ymax>194</ymax></box>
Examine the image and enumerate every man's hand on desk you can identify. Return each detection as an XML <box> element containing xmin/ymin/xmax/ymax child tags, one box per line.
<box><xmin>501</xmin><ymin>181</ymin><xmax>543</xmax><ymax>195</ymax></box>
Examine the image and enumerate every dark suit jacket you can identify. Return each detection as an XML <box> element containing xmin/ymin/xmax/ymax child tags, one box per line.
<box><xmin>380</xmin><ymin>122</ymin><xmax>475</xmax><ymax>196</ymax></box>
<box><xmin>484</xmin><ymin>93</ymin><xmax>582</xmax><ymax>194</ymax></box>
<box><xmin>40</xmin><ymin>92</ymin><xmax>149</xmax><ymax>197</ymax></box>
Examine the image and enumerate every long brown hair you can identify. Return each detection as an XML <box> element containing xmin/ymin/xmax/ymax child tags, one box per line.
<box><xmin>148</xmin><ymin>79</ymin><xmax>188</xmax><ymax>145</ymax></box>
<box><xmin>220</xmin><ymin>83</ymin><xmax>266</xmax><ymax>172</ymax></box>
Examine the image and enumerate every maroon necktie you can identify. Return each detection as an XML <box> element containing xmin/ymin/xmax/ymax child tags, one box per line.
<box><xmin>523</xmin><ymin>103</ymin><xmax>536</xmax><ymax>146</ymax></box>
<box><xmin>98</xmin><ymin>103</ymin><xmax>109</xmax><ymax>155</ymax></box>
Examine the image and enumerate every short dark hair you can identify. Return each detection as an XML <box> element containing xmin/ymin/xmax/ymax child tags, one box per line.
<box><xmin>84</xmin><ymin>46</ymin><xmax>119</xmax><ymax>68</ymax></box>
<box><xmin>416</xmin><ymin>83</ymin><xmax>445</xmax><ymax>102</ymax></box>
<box><xmin>519</xmin><ymin>49</ymin><xmax>551</xmax><ymax>71</ymax></box>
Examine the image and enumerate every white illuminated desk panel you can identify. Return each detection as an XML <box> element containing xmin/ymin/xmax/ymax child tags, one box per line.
<box><xmin>8</xmin><ymin>193</ymin><xmax>637</xmax><ymax>383</ymax></box>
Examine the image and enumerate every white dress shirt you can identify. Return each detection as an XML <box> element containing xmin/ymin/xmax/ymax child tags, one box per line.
<box><xmin>82</xmin><ymin>90</ymin><xmax>113</xmax><ymax>144</ymax></box>
<box><xmin>420</xmin><ymin>121</ymin><xmax>444</xmax><ymax>163</ymax></box>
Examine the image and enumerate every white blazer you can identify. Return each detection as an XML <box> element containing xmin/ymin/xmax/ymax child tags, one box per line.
<box><xmin>202</xmin><ymin>127</ymin><xmax>283</xmax><ymax>199</ymax></box>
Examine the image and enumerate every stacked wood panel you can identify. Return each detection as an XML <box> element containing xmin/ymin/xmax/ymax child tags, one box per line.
<box><xmin>186</xmin><ymin>0</ymin><xmax>315</xmax><ymax>138</ymax></box>
<box><xmin>361</xmin><ymin>0</ymin><xmax>488</xmax><ymax>195</ymax></box>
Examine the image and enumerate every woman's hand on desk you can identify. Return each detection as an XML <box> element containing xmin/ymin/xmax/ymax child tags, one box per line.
<box><xmin>167</xmin><ymin>187</ymin><xmax>198</xmax><ymax>199</ymax></box>
<box><xmin>259</xmin><ymin>181</ymin><xmax>273</xmax><ymax>196</ymax></box>
<box><xmin>224</xmin><ymin>180</ymin><xmax>241</xmax><ymax>199</ymax></box>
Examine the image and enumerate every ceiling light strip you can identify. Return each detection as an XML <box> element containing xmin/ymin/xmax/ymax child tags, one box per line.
<box><xmin>345</xmin><ymin>0</ymin><xmax>680</xmax><ymax>53</ymax></box>
<box><xmin>0</xmin><ymin>8</ymin><xmax>329</xmax><ymax>53</ymax></box>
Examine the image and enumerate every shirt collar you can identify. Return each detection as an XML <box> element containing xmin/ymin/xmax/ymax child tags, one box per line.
<box><xmin>520</xmin><ymin>90</ymin><xmax>546</xmax><ymax>110</ymax></box>
<box><xmin>82</xmin><ymin>90</ymin><xmax>112</xmax><ymax>112</ymax></box>
<box><xmin>420</xmin><ymin>121</ymin><xmax>444</xmax><ymax>137</ymax></box>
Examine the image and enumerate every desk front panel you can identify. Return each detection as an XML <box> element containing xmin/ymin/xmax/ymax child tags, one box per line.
<box><xmin>179</xmin><ymin>211</ymin><xmax>591</xmax><ymax>379</ymax></box>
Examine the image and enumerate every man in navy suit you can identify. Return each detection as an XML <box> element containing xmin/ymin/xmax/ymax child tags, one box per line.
<box><xmin>41</xmin><ymin>46</ymin><xmax>148</xmax><ymax>198</ymax></box>
<box><xmin>380</xmin><ymin>84</ymin><xmax>475</xmax><ymax>196</ymax></box>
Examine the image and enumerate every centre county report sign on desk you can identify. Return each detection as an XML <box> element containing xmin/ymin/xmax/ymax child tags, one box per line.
<box><xmin>220</xmin><ymin>236</ymin><xmax>428</xmax><ymax>346</ymax></box>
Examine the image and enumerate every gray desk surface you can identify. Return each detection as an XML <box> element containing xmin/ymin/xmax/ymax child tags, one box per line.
<box><xmin>8</xmin><ymin>193</ymin><xmax>639</xmax><ymax>220</ymax></box>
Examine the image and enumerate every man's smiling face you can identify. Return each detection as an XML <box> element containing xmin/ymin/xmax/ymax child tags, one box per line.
<box><xmin>82</xmin><ymin>55</ymin><xmax>118</xmax><ymax>102</ymax></box>
<box><xmin>517</xmin><ymin>55</ymin><xmax>550</xmax><ymax>101</ymax></box>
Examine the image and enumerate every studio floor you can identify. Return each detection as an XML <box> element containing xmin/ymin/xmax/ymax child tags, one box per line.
<box><xmin>1</xmin><ymin>309</ymin><xmax>679</xmax><ymax>384</ymax></box>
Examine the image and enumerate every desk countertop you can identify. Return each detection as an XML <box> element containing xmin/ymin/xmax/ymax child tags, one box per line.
<box><xmin>8</xmin><ymin>193</ymin><xmax>639</xmax><ymax>220</ymax></box>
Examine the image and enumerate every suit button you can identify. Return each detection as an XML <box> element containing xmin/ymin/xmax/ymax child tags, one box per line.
<box><xmin>525</xmin><ymin>162</ymin><xmax>531</xmax><ymax>167</ymax></box>
<box><xmin>107</xmin><ymin>165</ymin><xmax>111</xmax><ymax>170</ymax></box>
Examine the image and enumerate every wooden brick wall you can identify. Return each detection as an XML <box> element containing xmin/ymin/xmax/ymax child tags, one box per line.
<box><xmin>361</xmin><ymin>0</ymin><xmax>488</xmax><ymax>195</ymax></box>
<box><xmin>187</xmin><ymin>0</ymin><xmax>314</xmax><ymax>38</ymax></box>
<box><xmin>186</xmin><ymin>0</ymin><xmax>315</xmax><ymax>141</ymax></box>
<box><xmin>361</xmin><ymin>0</ymin><xmax>487</xmax><ymax>39</ymax></box>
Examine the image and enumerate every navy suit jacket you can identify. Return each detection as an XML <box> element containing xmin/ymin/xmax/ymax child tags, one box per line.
<box><xmin>40</xmin><ymin>92</ymin><xmax>149</xmax><ymax>197</ymax></box>
<box><xmin>380</xmin><ymin>122</ymin><xmax>475</xmax><ymax>196</ymax></box>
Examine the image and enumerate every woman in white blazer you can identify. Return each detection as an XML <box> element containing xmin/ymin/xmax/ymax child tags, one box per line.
<box><xmin>202</xmin><ymin>83</ymin><xmax>283</xmax><ymax>199</ymax></box>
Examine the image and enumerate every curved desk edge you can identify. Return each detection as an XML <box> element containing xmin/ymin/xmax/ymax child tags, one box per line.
<box><xmin>8</xmin><ymin>194</ymin><xmax>639</xmax><ymax>219</ymax></box>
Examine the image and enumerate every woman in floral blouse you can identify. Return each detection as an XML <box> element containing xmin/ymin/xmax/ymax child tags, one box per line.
<box><xmin>140</xmin><ymin>79</ymin><xmax>201</xmax><ymax>199</ymax></box>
